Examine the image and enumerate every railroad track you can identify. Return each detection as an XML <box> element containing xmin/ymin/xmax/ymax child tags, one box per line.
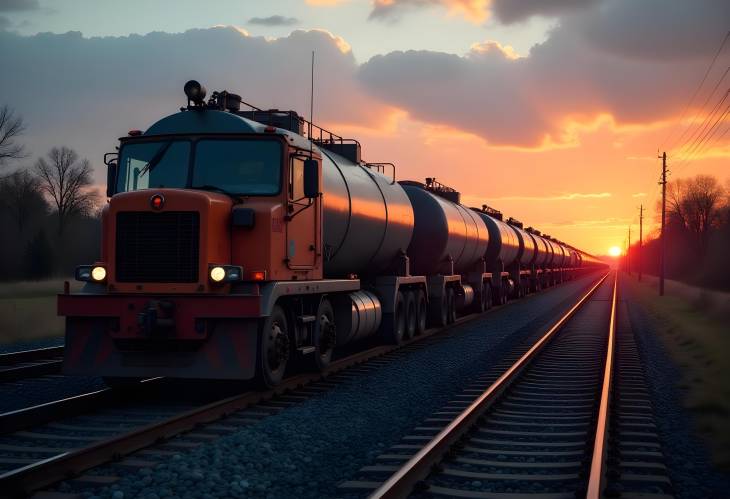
<box><xmin>0</xmin><ymin>274</ymin><xmax>598</xmax><ymax>498</ymax></box>
<box><xmin>0</xmin><ymin>346</ymin><xmax>64</xmax><ymax>383</ymax></box>
<box><xmin>340</xmin><ymin>271</ymin><xmax>674</xmax><ymax>498</ymax></box>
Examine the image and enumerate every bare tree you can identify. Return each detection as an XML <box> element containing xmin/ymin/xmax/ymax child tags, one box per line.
<box><xmin>0</xmin><ymin>105</ymin><xmax>27</xmax><ymax>167</ymax></box>
<box><xmin>35</xmin><ymin>147</ymin><xmax>98</xmax><ymax>235</ymax></box>
<box><xmin>0</xmin><ymin>169</ymin><xmax>47</xmax><ymax>232</ymax></box>
<box><xmin>666</xmin><ymin>174</ymin><xmax>726</xmax><ymax>255</ymax></box>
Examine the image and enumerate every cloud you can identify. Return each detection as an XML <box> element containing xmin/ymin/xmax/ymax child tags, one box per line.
<box><xmin>491</xmin><ymin>0</ymin><xmax>602</xmax><ymax>24</ymax></box>
<box><xmin>0</xmin><ymin>0</ymin><xmax>39</xmax><ymax>12</ymax></box>
<box><xmin>632</xmin><ymin>192</ymin><xmax>647</xmax><ymax>198</ymax></box>
<box><xmin>0</xmin><ymin>15</ymin><xmax>10</xmax><ymax>29</ymax></box>
<box><xmin>488</xmin><ymin>192</ymin><xmax>612</xmax><ymax>202</ymax></box>
<box><xmin>369</xmin><ymin>0</ymin><xmax>489</xmax><ymax>23</ymax></box>
<box><xmin>0</xmin><ymin>27</ymin><xmax>386</xmax><ymax>182</ymax></box>
<box><xmin>359</xmin><ymin>0</ymin><xmax>730</xmax><ymax>147</ymax></box>
<box><xmin>305</xmin><ymin>0</ymin><xmax>347</xmax><ymax>5</ymax></box>
<box><xmin>248</xmin><ymin>15</ymin><xmax>298</xmax><ymax>27</ymax></box>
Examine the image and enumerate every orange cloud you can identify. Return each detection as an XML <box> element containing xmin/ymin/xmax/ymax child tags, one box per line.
<box><xmin>306</xmin><ymin>0</ymin><xmax>348</xmax><ymax>6</ymax></box>
<box><xmin>370</xmin><ymin>0</ymin><xmax>490</xmax><ymax>23</ymax></box>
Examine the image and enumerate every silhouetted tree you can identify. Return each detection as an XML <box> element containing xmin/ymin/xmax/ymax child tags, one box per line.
<box><xmin>24</xmin><ymin>230</ymin><xmax>54</xmax><ymax>280</ymax></box>
<box><xmin>0</xmin><ymin>169</ymin><xmax>47</xmax><ymax>232</ymax></box>
<box><xmin>667</xmin><ymin>175</ymin><xmax>724</xmax><ymax>256</ymax></box>
<box><xmin>34</xmin><ymin>146</ymin><xmax>98</xmax><ymax>235</ymax></box>
<box><xmin>0</xmin><ymin>105</ymin><xmax>26</xmax><ymax>167</ymax></box>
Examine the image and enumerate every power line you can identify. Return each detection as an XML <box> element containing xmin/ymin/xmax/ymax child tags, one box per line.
<box><xmin>674</xmin><ymin>96</ymin><xmax>730</xmax><ymax>167</ymax></box>
<box><xmin>673</xmin><ymin>88</ymin><xmax>729</xmax><ymax>162</ymax></box>
<box><xmin>662</xmin><ymin>30</ymin><xmax>730</xmax><ymax>151</ymax></box>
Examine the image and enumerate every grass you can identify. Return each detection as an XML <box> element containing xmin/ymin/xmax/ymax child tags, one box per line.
<box><xmin>624</xmin><ymin>273</ymin><xmax>730</xmax><ymax>470</ymax></box>
<box><xmin>0</xmin><ymin>279</ymin><xmax>81</xmax><ymax>345</ymax></box>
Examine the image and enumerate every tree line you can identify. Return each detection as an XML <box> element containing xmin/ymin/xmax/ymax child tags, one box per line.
<box><xmin>0</xmin><ymin>105</ymin><xmax>100</xmax><ymax>281</ymax></box>
<box><xmin>625</xmin><ymin>174</ymin><xmax>730</xmax><ymax>291</ymax></box>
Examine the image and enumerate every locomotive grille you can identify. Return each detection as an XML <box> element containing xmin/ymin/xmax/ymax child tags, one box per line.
<box><xmin>116</xmin><ymin>211</ymin><xmax>200</xmax><ymax>283</ymax></box>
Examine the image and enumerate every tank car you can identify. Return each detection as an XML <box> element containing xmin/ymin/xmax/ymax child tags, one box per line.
<box><xmin>59</xmin><ymin>80</ymin><xmax>605</xmax><ymax>387</ymax></box>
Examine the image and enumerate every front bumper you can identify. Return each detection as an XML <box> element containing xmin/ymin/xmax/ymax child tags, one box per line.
<box><xmin>58</xmin><ymin>293</ymin><xmax>263</xmax><ymax>380</ymax></box>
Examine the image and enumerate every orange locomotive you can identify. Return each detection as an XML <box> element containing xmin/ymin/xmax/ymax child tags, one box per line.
<box><xmin>60</xmin><ymin>81</ymin><xmax>605</xmax><ymax>387</ymax></box>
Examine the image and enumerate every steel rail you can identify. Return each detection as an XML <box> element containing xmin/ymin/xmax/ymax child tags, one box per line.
<box><xmin>0</xmin><ymin>271</ymin><xmax>602</xmax><ymax>498</ymax></box>
<box><xmin>0</xmin><ymin>346</ymin><xmax>65</xmax><ymax>382</ymax></box>
<box><xmin>368</xmin><ymin>271</ymin><xmax>610</xmax><ymax>499</ymax></box>
<box><xmin>0</xmin><ymin>346</ymin><xmax>64</xmax><ymax>365</ymax></box>
<box><xmin>587</xmin><ymin>271</ymin><xmax>618</xmax><ymax>498</ymax></box>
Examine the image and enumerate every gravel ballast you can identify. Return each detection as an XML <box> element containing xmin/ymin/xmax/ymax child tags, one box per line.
<box><xmin>622</xmin><ymin>279</ymin><xmax>730</xmax><ymax>498</ymax></box>
<box><xmin>56</xmin><ymin>274</ymin><xmax>602</xmax><ymax>499</ymax></box>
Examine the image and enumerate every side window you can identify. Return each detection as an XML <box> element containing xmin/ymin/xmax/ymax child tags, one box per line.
<box><xmin>290</xmin><ymin>157</ymin><xmax>304</xmax><ymax>200</ymax></box>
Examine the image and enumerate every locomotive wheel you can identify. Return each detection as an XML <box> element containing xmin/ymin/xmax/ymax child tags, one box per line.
<box><xmin>415</xmin><ymin>289</ymin><xmax>427</xmax><ymax>335</ymax></box>
<box><xmin>382</xmin><ymin>291</ymin><xmax>406</xmax><ymax>344</ymax></box>
<box><xmin>404</xmin><ymin>291</ymin><xmax>417</xmax><ymax>340</ymax></box>
<box><xmin>446</xmin><ymin>287</ymin><xmax>456</xmax><ymax>324</ymax></box>
<box><xmin>309</xmin><ymin>298</ymin><xmax>336</xmax><ymax>372</ymax></box>
<box><xmin>256</xmin><ymin>305</ymin><xmax>290</xmax><ymax>388</ymax></box>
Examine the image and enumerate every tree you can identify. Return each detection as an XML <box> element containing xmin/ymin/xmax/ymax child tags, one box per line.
<box><xmin>0</xmin><ymin>105</ymin><xmax>26</xmax><ymax>168</ymax></box>
<box><xmin>35</xmin><ymin>146</ymin><xmax>98</xmax><ymax>235</ymax></box>
<box><xmin>0</xmin><ymin>169</ymin><xmax>47</xmax><ymax>233</ymax></box>
<box><xmin>666</xmin><ymin>175</ymin><xmax>725</xmax><ymax>256</ymax></box>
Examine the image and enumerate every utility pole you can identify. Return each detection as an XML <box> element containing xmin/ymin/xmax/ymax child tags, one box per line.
<box><xmin>638</xmin><ymin>204</ymin><xmax>643</xmax><ymax>282</ymax></box>
<box><xmin>659</xmin><ymin>152</ymin><xmax>668</xmax><ymax>296</ymax></box>
<box><xmin>626</xmin><ymin>225</ymin><xmax>631</xmax><ymax>275</ymax></box>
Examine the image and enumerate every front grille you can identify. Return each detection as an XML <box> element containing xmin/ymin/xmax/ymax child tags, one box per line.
<box><xmin>116</xmin><ymin>211</ymin><xmax>200</xmax><ymax>283</ymax></box>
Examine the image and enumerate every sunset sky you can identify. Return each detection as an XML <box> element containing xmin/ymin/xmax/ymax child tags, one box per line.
<box><xmin>1</xmin><ymin>0</ymin><xmax>729</xmax><ymax>255</ymax></box>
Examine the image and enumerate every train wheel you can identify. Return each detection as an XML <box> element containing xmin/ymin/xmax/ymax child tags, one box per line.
<box><xmin>447</xmin><ymin>287</ymin><xmax>456</xmax><ymax>324</ymax></box>
<box><xmin>256</xmin><ymin>305</ymin><xmax>290</xmax><ymax>388</ymax></box>
<box><xmin>404</xmin><ymin>291</ymin><xmax>417</xmax><ymax>340</ymax></box>
<box><xmin>382</xmin><ymin>291</ymin><xmax>406</xmax><ymax>344</ymax></box>
<box><xmin>473</xmin><ymin>283</ymin><xmax>487</xmax><ymax>313</ymax></box>
<box><xmin>429</xmin><ymin>293</ymin><xmax>448</xmax><ymax>327</ymax></box>
<box><xmin>310</xmin><ymin>298</ymin><xmax>336</xmax><ymax>371</ymax></box>
<box><xmin>415</xmin><ymin>289</ymin><xmax>427</xmax><ymax>335</ymax></box>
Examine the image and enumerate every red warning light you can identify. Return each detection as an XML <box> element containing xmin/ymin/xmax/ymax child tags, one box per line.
<box><xmin>150</xmin><ymin>194</ymin><xmax>165</xmax><ymax>210</ymax></box>
<box><xmin>128</xmin><ymin>130</ymin><xmax>143</xmax><ymax>136</ymax></box>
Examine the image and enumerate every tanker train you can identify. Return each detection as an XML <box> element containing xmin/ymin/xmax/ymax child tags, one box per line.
<box><xmin>60</xmin><ymin>81</ymin><xmax>605</xmax><ymax>387</ymax></box>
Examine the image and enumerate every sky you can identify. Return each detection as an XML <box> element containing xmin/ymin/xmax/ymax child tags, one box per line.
<box><xmin>1</xmin><ymin>0</ymin><xmax>729</xmax><ymax>255</ymax></box>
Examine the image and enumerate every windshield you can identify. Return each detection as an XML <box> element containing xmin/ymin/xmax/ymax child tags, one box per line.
<box><xmin>117</xmin><ymin>141</ymin><xmax>190</xmax><ymax>192</ymax></box>
<box><xmin>116</xmin><ymin>138</ymin><xmax>282</xmax><ymax>195</ymax></box>
<box><xmin>192</xmin><ymin>140</ymin><xmax>281</xmax><ymax>195</ymax></box>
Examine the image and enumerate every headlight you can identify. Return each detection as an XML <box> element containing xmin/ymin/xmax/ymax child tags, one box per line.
<box><xmin>209</xmin><ymin>265</ymin><xmax>243</xmax><ymax>283</ymax></box>
<box><xmin>91</xmin><ymin>266</ymin><xmax>107</xmax><ymax>281</ymax></box>
<box><xmin>75</xmin><ymin>265</ymin><xmax>107</xmax><ymax>282</ymax></box>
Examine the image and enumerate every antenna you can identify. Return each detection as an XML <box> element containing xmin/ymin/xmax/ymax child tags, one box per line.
<box><xmin>309</xmin><ymin>51</ymin><xmax>315</xmax><ymax>157</ymax></box>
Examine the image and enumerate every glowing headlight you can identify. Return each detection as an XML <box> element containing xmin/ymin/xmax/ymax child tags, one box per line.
<box><xmin>91</xmin><ymin>266</ymin><xmax>107</xmax><ymax>282</ymax></box>
<box><xmin>210</xmin><ymin>266</ymin><xmax>226</xmax><ymax>282</ymax></box>
<box><xmin>208</xmin><ymin>265</ymin><xmax>243</xmax><ymax>284</ymax></box>
<box><xmin>75</xmin><ymin>264</ymin><xmax>107</xmax><ymax>282</ymax></box>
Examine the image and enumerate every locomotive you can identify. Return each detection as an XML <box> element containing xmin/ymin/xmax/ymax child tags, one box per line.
<box><xmin>59</xmin><ymin>81</ymin><xmax>605</xmax><ymax>387</ymax></box>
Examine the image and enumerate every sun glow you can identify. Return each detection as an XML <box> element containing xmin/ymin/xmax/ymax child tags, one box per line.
<box><xmin>608</xmin><ymin>246</ymin><xmax>622</xmax><ymax>257</ymax></box>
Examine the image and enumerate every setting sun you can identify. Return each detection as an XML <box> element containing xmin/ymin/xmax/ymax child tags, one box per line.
<box><xmin>608</xmin><ymin>246</ymin><xmax>622</xmax><ymax>257</ymax></box>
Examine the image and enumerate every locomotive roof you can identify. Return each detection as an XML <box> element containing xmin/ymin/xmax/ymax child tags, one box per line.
<box><xmin>143</xmin><ymin>109</ymin><xmax>313</xmax><ymax>150</ymax></box>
